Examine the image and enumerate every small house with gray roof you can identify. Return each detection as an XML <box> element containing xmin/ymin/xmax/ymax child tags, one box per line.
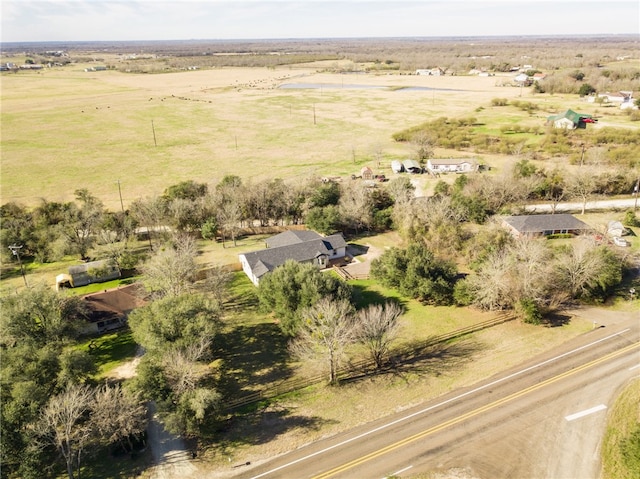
<box><xmin>502</xmin><ymin>214</ymin><xmax>591</xmax><ymax>238</ymax></box>
<box><xmin>239</xmin><ymin>230</ymin><xmax>348</xmax><ymax>285</ymax></box>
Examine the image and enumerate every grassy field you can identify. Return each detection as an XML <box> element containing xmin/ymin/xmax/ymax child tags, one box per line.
<box><xmin>5</xmin><ymin>62</ymin><xmax>635</xmax><ymax>211</ymax></box>
<box><xmin>601</xmin><ymin>379</ymin><xmax>640</xmax><ymax>479</ymax></box>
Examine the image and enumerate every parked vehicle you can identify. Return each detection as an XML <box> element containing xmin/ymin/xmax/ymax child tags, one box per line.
<box><xmin>613</xmin><ymin>236</ymin><xmax>630</xmax><ymax>247</ymax></box>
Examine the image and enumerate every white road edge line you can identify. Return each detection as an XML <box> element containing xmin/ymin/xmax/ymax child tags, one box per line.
<box><xmin>565</xmin><ymin>404</ymin><xmax>607</xmax><ymax>421</ymax></box>
<box><xmin>249</xmin><ymin>328</ymin><xmax>631</xmax><ymax>479</ymax></box>
<box><xmin>383</xmin><ymin>465</ymin><xmax>413</xmax><ymax>478</ymax></box>
<box><xmin>629</xmin><ymin>364</ymin><xmax>640</xmax><ymax>371</ymax></box>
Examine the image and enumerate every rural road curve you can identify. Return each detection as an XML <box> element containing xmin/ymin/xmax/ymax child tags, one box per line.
<box><xmin>234</xmin><ymin>315</ymin><xmax>640</xmax><ymax>479</ymax></box>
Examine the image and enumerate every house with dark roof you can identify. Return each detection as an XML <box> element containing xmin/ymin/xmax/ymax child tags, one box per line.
<box><xmin>239</xmin><ymin>230</ymin><xmax>348</xmax><ymax>285</ymax></box>
<box><xmin>546</xmin><ymin>109</ymin><xmax>597</xmax><ymax>129</ymax></box>
<box><xmin>502</xmin><ymin>214</ymin><xmax>591</xmax><ymax>238</ymax></box>
<box><xmin>82</xmin><ymin>284</ymin><xmax>146</xmax><ymax>335</ymax></box>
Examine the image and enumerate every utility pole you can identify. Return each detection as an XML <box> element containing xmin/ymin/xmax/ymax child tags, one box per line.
<box><xmin>151</xmin><ymin>119</ymin><xmax>157</xmax><ymax>147</ymax></box>
<box><xmin>115</xmin><ymin>179</ymin><xmax>125</xmax><ymax>213</ymax></box>
<box><xmin>8</xmin><ymin>244</ymin><xmax>27</xmax><ymax>287</ymax></box>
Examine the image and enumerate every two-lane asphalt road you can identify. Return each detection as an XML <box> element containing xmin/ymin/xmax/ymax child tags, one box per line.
<box><xmin>236</xmin><ymin>317</ymin><xmax>639</xmax><ymax>479</ymax></box>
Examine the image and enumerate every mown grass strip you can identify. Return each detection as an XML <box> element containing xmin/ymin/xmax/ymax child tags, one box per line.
<box><xmin>601</xmin><ymin>378</ymin><xmax>640</xmax><ymax>479</ymax></box>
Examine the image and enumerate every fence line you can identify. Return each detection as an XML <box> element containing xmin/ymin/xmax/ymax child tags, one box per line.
<box><xmin>221</xmin><ymin>311</ymin><xmax>515</xmax><ymax>412</ymax></box>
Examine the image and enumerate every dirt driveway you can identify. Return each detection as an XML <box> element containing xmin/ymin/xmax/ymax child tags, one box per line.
<box><xmin>341</xmin><ymin>243</ymin><xmax>384</xmax><ymax>277</ymax></box>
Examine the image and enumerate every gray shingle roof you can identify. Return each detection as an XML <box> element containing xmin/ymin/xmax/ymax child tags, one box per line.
<box><xmin>504</xmin><ymin>214</ymin><xmax>590</xmax><ymax>234</ymax></box>
<box><xmin>265</xmin><ymin>230</ymin><xmax>323</xmax><ymax>248</ymax></box>
<box><xmin>242</xmin><ymin>232</ymin><xmax>347</xmax><ymax>279</ymax></box>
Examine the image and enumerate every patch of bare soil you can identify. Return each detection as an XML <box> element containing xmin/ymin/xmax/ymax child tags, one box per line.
<box><xmin>430</xmin><ymin>468</ymin><xmax>482</xmax><ymax>479</ymax></box>
<box><xmin>106</xmin><ymin>345</ymin><xmax>144</xmax><ymax>380</ymax></box>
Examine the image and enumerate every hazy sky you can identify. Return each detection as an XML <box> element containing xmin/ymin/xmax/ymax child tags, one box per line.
<box><xmin>2</xmin><ymin>1</ymin><xmax>639</xmax><ymax>43</ymax></box>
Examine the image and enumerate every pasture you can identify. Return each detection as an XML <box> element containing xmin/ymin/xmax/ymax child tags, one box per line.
<box><xmin>2</xmin><ymin>61</ymin><xmax>580</xmax><ymax>210</ymax></box>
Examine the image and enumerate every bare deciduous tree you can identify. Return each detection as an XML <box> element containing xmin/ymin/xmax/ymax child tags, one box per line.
<box><xmin>37</xmin><ymin>384</ymin><xmax>94</xmax><ymax>479</ymax></box>
<box><xmin>91</xmin><ymin>383</ymin><xmax>147</xmax><ymax>453</ymax></box>
<box><xmin>141</xmin><ymin>234</ymin><xmax>198</xmax><ymax>298</ymax></box>
<box><xmin>467</xmin><ymin>237</ymin><xmax>552</xmax><ymax>312</ymax></box>
<box><xmin>129</xmin><ymin>196</ymin><xmax>169</xmax><ymax>250</ymax></box>
<box><xmin>566</xmin><ymin>168</ymin><xmax>597</xmax><ymax>215</ymax></box>
<box><xmin>162</xmin><ymin>339</ymin><xmax>211</xmax><ymax>396</ymax></box>
<box><xmin>339</xmin><ymin>181</ymin><xmax>373</xmax><ymax>233</ymax></box>
<box><xmin>410</xmin><ymin>130</ymin><xmax>435</xmax><ymax>164</ymax></box>
<box><xmin>553</xmin><ymin>241</ymin><xmax>608</xmax><ymax>299</ymax></box>
<box><xmin>291</xmin><ymin>297</ymin><xmax>357</xmax><ymax>384</ymax></box>
<box><xmin>200</xmin><ymin>264</ymin><xmax>233</xmax><ymax>305</ymax></box>
<box><xmin>356</xmin><ymin>302</ymin><xmax>403</xmax><ymax>368</ymax></box>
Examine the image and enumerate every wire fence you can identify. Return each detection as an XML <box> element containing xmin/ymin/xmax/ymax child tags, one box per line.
<box><xmin>221</xmin><ymin>311</ymin><xmax>515</xmax><ymax>412</ymax></box>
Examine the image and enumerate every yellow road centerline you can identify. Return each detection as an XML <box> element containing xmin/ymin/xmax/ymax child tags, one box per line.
<box><xmin>312</xmin><ymin>341</ymin><xmax>639</xmax><ymax>479</ymax></box>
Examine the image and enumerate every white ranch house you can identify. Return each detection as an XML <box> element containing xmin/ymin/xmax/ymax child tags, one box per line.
<box><xmin>427</xmin><ymin>158</ymin><xmax>478</xmax><ymax>173</ymax></box>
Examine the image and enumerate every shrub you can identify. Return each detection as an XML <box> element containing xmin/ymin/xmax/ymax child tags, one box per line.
<box><xmin>623</xmin><ymin>211</ymin><xmax>640</xmax><ymax>227</ymax></box>
<box><xmin>578</xmin><ymin>83</ymin><xmax>596</xmax><ymax>96</ymax></box>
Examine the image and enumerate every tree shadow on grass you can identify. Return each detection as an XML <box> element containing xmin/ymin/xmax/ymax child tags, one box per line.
<box><xmin>215</xmin><ymin>322</ymin><xmax>294</xmax><ymax>401</ymax></box>
<box><xmin>343</xmin><ymin>339</ymin><xmax>485</xmax><ymax>385</ymax></box>
<box><xmin>214</xmin><ymin>406</ymin><xmax>337</xmax><ymax>449</ymax></box>
<box><xmin>350</xmin><ymin>284</ymin><xmax>409</xmax><ymax>310</ymax></box>
<box><xmin>542</xmin><ymin>313</ymin><xmax>572</xmax><ymax>327</ymax></box>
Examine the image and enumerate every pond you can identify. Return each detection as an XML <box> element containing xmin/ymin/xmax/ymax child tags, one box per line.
<box><xmin>278</xmin><ymin>83</ymin><xmax>461</xmax><ymax>92</ymax></box>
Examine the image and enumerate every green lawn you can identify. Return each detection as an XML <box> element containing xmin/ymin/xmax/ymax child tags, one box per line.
<box><xmin>78</xmin><ymin>329</ymin><xmax>138</xmax><ymax>378</ymax></box>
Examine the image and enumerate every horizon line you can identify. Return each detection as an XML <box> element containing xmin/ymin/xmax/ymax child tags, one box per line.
<box><xmin>2</xmin><ymin>33</ymin><xmax>638</xmax><ymax>46</ymax></box>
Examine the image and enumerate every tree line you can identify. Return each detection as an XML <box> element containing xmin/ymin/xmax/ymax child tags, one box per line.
<box><xmin>0</xmin><ymin>175</ymin><xmax>401</xmax><ymax>269</ymax></box>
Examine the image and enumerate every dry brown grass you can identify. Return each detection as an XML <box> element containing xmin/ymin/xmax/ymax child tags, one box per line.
<box><xmin>1</xmin><ymin>64</ymin><xmax>534</xmax><ymax>210</ymax></box>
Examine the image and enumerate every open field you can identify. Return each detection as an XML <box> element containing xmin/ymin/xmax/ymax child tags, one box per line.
<box><xmin>3</xmin><ymin>58</ymin><xmax>637</xmax><ymax>211</ymax></box>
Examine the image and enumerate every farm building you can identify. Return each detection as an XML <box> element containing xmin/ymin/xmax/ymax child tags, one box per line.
<box><xmin>597</xmin><ymin>91</ymin><xmax>632</xmax><ymax>104</ymax></box>
<box><xmin>502</xmin><ymin>214</ymin><xmax>591</xmax><ymax>238</ymax></box>
<box><xmin>546</xmin><ymin>109</ymin><xmax>597</xmax><ymax>129</ymax></box>
<box><xmin>402</xmin><ymin>159</ymin><xmax>422</xmax><ymax>174</ymax></box>
<box><xmin>426</xmin><ymin>158</ymin><xmax>477</xmax><ymax>173</ymax></box>
<box><xmin>239</xmin><ymin>230</ymin><xmax>348</xmax><ymax>285</ymax></box>
<box><xmin>56</xmin><ymin>259</ymin><xmax>121</xmax><ymax>290</ymax></box>
<box><xmin>360</xmin><ymin>166</ymin><xmax>374</xmax><ymax>180</ymax></box>
<box><xmin>391</xmin><ymin>160</ymin><xmax>404</xmax><ymax>173</ymax></box>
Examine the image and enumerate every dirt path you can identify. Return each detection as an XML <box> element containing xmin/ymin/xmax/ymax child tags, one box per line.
<box><xmin>144</xmin><ymin>403</ymin><xmax>200</xmax><ymax>479</ymax></box>
<box><xmin>105</xmin><ymin>346</ymin><xmax>202</xmax><ymax>478</ymax></box>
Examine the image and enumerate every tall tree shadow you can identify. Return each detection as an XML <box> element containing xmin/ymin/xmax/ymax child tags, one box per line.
<box><xmin>350</xmin><ymin>284</ymin><xmax>408</xmax><ymax>310</ymax></box>
<box><xmin>343</xmin><ymin>339</ymin><xmax>485</xmax><ymax>385</ymax></box>
<box><xmin>214</xmin><ymin>405</ymin><xmax>336</xmax><ymax>449</ymax></box>
<box><xmin>215</xmin><ymin>322</ymin><xmax>294</xmax><ymax>401</ymax></box>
